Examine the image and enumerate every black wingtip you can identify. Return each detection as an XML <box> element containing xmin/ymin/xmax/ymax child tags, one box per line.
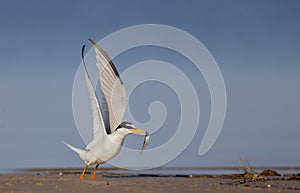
<box><xmin>88</xmin><ymin>38</ymin><xmax>96</xmax><ymax>46</ymax></box>
<box><xmin>86</xmin><ymin>38</ymin><xmax>121</xmax><ymax>80</ymax></box>
<box><xmin>81</xmin><ymin>45</ymin><xmax>86</xmax><ymax>61</ymax></box>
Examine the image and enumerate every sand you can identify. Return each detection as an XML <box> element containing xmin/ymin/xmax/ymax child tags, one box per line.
<box><xmin>0</xmin><ymin>169</ymin><xmax>299</xmax><ymax>193</ymax></box>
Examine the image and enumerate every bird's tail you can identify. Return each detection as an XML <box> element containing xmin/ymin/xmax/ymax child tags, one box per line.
<box><xmin>63</xmin><ymin>141</ymin><xmax>87</xmax><ymax>160</ymax></box>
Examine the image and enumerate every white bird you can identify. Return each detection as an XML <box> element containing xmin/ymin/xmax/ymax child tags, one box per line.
<box><xmin>64</xmin><ymin>39</ymin><xmax>149</xmax><ymax>180</ymax></box>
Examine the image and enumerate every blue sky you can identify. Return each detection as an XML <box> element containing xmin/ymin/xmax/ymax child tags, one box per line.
<box><xmin>0</xmin><ymin>0</ymin><xmax>299</xmax><ymax>169</ymax></box>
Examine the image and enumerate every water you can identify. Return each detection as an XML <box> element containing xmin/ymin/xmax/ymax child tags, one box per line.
<box><xmin>7</xmin><ymin>167</ymin><xmax>298</xmax><ymax>176</ymax></box>
<box><xmin>110</xmin><ymin>167</ymin><xmax>300</xmax><ymax>176</ymax></box>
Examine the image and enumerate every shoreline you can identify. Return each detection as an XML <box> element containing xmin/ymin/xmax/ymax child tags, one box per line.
<box><xmin>11</xmin><ymin>165</ymin><xmax>300</xmax><ymax>173</ymax></box>
<box><xmin>0</xmin><ymin>168</ymin><xmax>299</xmax><ymax>193</ymax></box>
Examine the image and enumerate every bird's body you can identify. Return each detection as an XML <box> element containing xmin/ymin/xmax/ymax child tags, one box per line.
<box><xmin>64</xmin><ymin>129</ymin><xmax>127</xmax><ymax>165</ymax></box>
<box><xmin>64</xmin><ymin>39</ymin><xmax>149</xmax><ymax>180</ymax></box>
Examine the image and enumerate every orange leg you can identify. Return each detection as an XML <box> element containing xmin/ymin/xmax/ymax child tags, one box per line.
<box><xmin>80</xmin><ymin>165</ymin><xmax>88</xmax><ymax>180</ymax></box>
<box><xmin>91</xmin><ymin>164</ymin><xmax>99</xmax><ymax>180</ymax></box>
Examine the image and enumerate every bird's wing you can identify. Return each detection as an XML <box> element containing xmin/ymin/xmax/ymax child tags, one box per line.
<box><xmin>89</xmin><ymin>39</ymin><xmax>128</xmax><ymax>133</ymax></box>
<box><xmin>80</xmin><ymin>46</ymin><xmax>107</xmax><ymax>151</ymax></box>
<box><xmin>100</xmin><ymin>91</ymin><xmax>111</xmax><ymax>134</ymax></box>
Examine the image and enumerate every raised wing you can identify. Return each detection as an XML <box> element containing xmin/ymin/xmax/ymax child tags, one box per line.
<box><xmin>80</xmin><ymin>45</ymin><xmax>107</xmax><ymax>151</ymax></box>
<box><xmin>89</xmin><ymin>39</ymin><xmax>128</xmax><ymax>133</ymax></box>
<box><xmin>100</xmin><ymin>91</ymin><xmax>110</xmax><ymax>134</ymax></box>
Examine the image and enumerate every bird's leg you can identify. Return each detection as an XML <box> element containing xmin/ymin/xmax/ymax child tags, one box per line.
<box><xmin>91</xmin><ymin>164</ymin><xmax>99</xmax><ymax>180</ymax></box>
<box><xmin>80</xmin><ymin>165</ymin><xmax>88</xmax><ymax>180</ymax></box>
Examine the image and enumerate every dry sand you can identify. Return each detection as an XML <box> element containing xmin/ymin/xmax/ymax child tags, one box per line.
<box><xmin>0</xmin><ymin>169</ymin><xmax>299</xmax><ymax>193</ymax></box>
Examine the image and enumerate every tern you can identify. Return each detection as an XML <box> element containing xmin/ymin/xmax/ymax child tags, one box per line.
<box><xmin>64</xmin><ymin>39</ymin><xmax>149</xmax><ymax>180</ymax></box>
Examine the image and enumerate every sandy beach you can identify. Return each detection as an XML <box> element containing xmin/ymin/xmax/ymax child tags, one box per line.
<box><xmin>0</xmin><ymin>168</ymin><xmax>299</xmax><ymax>193</ymax></box>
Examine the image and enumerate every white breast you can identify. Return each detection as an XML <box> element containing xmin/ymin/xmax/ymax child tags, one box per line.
<box><xmin>86</xmin><ymin>132</ymin><xmax>127</xmax><ymax>165</ymax></box>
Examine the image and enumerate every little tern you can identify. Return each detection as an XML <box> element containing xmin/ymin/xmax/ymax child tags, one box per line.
<box><xmin>64</xmin><ymin>39</ymin><xmax>150</xmax><ymax>180</ymax></box>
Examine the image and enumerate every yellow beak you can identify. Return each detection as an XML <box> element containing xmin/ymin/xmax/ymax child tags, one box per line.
<box><xmin>131</xmin><ymin>128</ymin><xmax>147</xmax><ymax>135</ymax></box>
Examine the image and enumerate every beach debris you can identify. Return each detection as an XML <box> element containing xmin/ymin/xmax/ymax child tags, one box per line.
<box><xmin>260</xmin><ymin>169</ymin><xmax>280</xmax><ymax>176</ymax></box>
<box><xmin>238</xmin><ymin>157</ymin><xmax>256</xmax><ymax>174</ymax></box>
<box><xmin>243</xmin><ymin>172</ymin><xmax>261</xmax><ymax>180</ymax></box>
<box><xmin>287</xmin><ymin>175</ymin><xmax>300</xmax><ymax>181</ymax></box>
<box><xmin>237</xmin><ymin>157</ymin><xmax>266</xmax><ymax>180</ymax></box>
<box><xmin>59</xmin><ymin>172</ymin><xmax>63</xmax><ymax>176</ymax></box>
<box><xmin>267</xmin><ymin>184</ymin><xmax>271</xmax><ymax>188</ymax></box>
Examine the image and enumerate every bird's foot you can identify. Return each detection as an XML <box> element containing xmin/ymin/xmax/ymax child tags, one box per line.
<box><xmin>91</xmin><ymin>174</ymin><xmax>97</xmax><ymax>180</ymax></box>
<box><xmin>80</xmin><ymin>175</ymin><xmax>86</xmax><ymax>180</ymax></box>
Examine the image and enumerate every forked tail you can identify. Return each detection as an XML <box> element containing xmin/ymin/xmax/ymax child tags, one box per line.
<box><xmin>63</xmin><ymin>141</ymin><xmax>87</xmax><ymax>160</ymax></box>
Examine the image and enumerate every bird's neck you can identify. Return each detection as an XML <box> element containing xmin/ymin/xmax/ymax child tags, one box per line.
<box><xmin>111</xmin><ymin>130</ymin><xmax>130</xmax><ymax>146</ymax></box>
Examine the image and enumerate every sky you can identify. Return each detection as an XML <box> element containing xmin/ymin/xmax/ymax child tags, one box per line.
<box><xmin>0</xmin><ymin>0</ymin><xmax>299</xmax><ymax>170</ymax></box>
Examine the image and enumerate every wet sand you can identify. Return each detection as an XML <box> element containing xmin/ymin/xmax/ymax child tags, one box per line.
<box><xmin>0</xmin><ymin>169</ymin><xmax>299</xmax><ymax>193</ymax></box>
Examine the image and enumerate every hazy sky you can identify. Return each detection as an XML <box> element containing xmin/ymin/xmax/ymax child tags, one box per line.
<box><xmin>0</xmin><ymin>0</ymin><xmax>299</xmax><ymax>170</ymax></box>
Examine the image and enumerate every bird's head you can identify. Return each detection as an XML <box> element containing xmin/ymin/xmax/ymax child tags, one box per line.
<box><xmin>116</xmin><ymin>121</ymin><xmax>150</xmax><ymax>152</ymax></box>
<box><xmin>116</xmin><ymin>121</ymin><xmax>148</xmax><ymax>135</ymax></box>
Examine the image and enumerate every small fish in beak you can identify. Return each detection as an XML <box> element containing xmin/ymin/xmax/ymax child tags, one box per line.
<box><xmin>129</xmin><ymin>127</ymin><xmax>150</xmax><ymax>153</ymax></box>
<box><xmin>140</xmin><ymin>132</ymin><xmax>150</xmax><ymax>153</ymax></box>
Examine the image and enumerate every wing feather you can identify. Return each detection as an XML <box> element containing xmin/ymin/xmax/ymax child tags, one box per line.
<box><xmin>89</xmin><ymin>39</ymin><xmax>128</xmax><ymax>133</ymax></box>
<box><xmin>80</xmin><ymin>46</ymin><xmax>107</xmax><ymax>150</ymax></box>
<box><xmin>100</xmin><ymin>93</ymin><xmax>110</xmax><ymax>134</ymax></box>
